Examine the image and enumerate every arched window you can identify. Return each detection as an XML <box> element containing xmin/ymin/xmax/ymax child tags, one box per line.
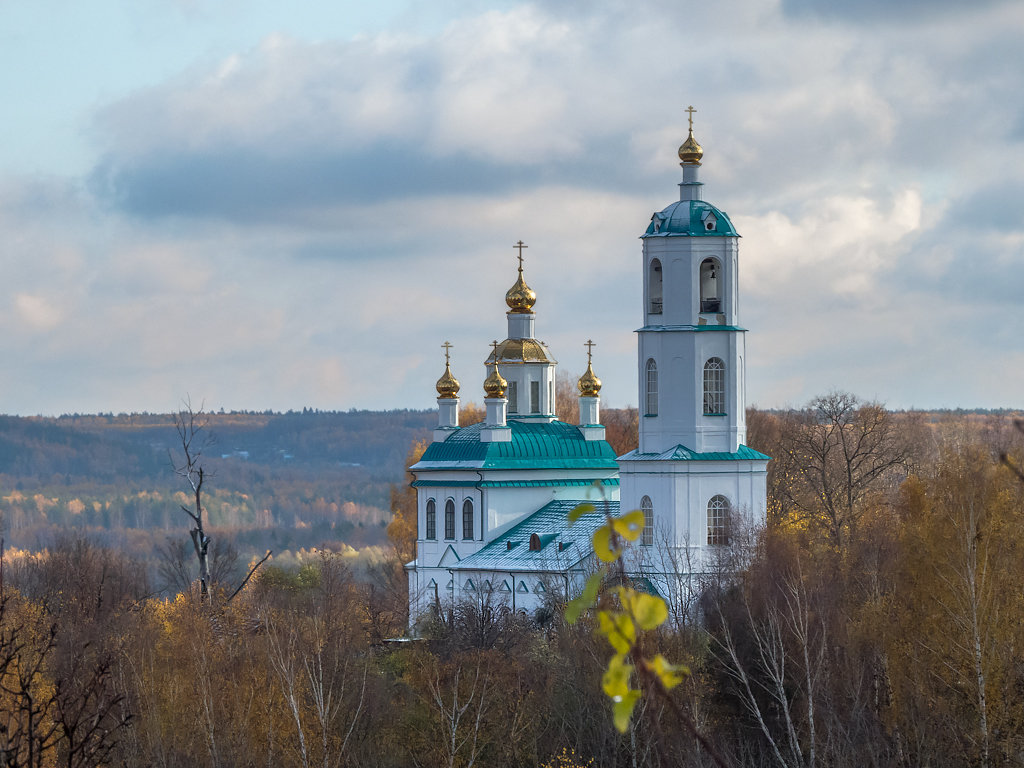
<box><xmin>425</xmin><ymin>499</ymin><xmax>436</xmax><ymax>540</ymax></box>
<box><xmin>645</xmin><ymin>359</ymin><xmax>658</xmax><ymax>416</ymax></box>
<box><xmin>704</xmin><ymin>357</ymin><xmax>725</xmax><ymax>415</ymax></box>
<box><xmin>649</xmin><ymin>259</ymin><xmax>663</xmax><ymax>314</ymax></box>
<box><xmin>529</xmin><ymin>533</ymin><xmax>542</xmax><ymax>551</ymax></box>
<box><xmin>707</xmin><ymin>495</ymin><xmax>730</xmax><ymax>546</ymax></box>
<box><xmin>462</xmin><ymin>499</ymin><xmax>474</xmax><ymax>540</ymax></box>
<box><xmin>640</xmin><ymin>496</ymin><xmax>654</xmax><ymax>548</ymax></box>
<box><xmin>444</xmin><ymin>499</ymin><xmax>455</xmax><ymax>540</ymax></box>
<box><xmin>700</xmin><ymin>258</ymin><xmax>720</xmax><ymax>313</ymax></box>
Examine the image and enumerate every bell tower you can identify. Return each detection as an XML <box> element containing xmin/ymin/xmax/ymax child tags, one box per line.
<box><xmin>619</xmin><ymin>108</ymin><xmax>768</xmax><ymax>573</ymax></box>
<box><xmin>638</xmin><ymin>105</ymin><xmax>745</xmax><ymax>455</ymax></box>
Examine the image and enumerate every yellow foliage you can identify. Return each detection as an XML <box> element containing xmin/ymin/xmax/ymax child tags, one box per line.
<box><xmin>539</xmin><ymin>747</ymin><xmax>596</xmax><ymax>768</ymax></box>
<box><xmin>566</xmin><ymin>502</ymin><xmax>686</xmax><ymax>733</ymax></box>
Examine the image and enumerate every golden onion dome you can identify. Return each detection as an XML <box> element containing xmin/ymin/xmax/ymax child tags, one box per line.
<box><xmin>483</xmin><ymin>362</ymin><xmax>507</xmax><ymax>399</ymax></box>
<box><xmin>577</xmin><ymin>361</ymin><xmax>602</xmax><ymax>397</ymax></box>
<box><xmin>505</xmin><ymin>266</ymin><xmax>537</xmax><ymax>313</ymax></box>
<box><xmin>487</xmin><ymin>338</ymin><xmax>556</xmax><ymax>365</ymax></box>
<box><xmin>435</xmin><ymin>362</ymin><xmax>460</xmax><ymax>399</ymax></box>
<box><xmin>436</xmin><ymin>342</ymin><xmax>460</xmax><ymax>398</ymax></box>
<box><xmin>678</xmin><ymin>128</ymin><xmax>703</xmax><ymax>165</ymax></box>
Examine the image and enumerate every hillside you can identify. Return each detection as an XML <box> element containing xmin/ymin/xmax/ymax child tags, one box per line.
<box><xmin>0</xmin><ymin>409</ymin><xmax>435</xmax><ymax>565</ymax></box>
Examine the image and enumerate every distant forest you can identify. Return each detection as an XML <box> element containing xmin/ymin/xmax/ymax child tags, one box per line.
<box><xmin>0</xmin><ymin>409</ymin><xmax>436</xmax><ymax>572</ymax></box>
<box><xmin>0</xmin><ymin>402</ymin><xmax>638</xmax><ymax>585</ymax></box>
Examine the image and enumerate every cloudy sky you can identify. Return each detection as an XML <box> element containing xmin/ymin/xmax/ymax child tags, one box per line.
<box><xmin>2</xmin><ymin>0</ymin><xmax>1022</xmax><ymax>416</ymax></box>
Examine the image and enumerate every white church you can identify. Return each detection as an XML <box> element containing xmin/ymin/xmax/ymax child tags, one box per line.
<box><xmin>405</xmin><ymin>114</ymin><xmax>769</xmax><ymax>619</ymax></box>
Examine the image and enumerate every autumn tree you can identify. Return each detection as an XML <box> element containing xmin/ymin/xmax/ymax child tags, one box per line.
<box><xmin>0</xmin><ymin>540</ymin><xmax>136</xmax><ymax>768</ymax></box>
<box><xmin>889</xmin><ymin>445</ymin><xmax>1024</xmax><ymax>768</ymax></box>
<box><xmin>555</xmin><ymin>370</ymin><xmax>580</xmax><ymax>425</ymax></box>
<box><xmin>774</xmin><ymin>392</ymin><xmax>907</xmax><ymax>550</ymax></box>
<box><xmin>603</xmin><ymin>407</ymin><xmax>638</xmax><ymax>456</ymax></box>
<box><xmin>387</xmin><ymin>439</ymin><xmax>427</xmax><ymax>566</ymax></box>
<box><xmin>460</xmin><ymin>402</ymin><xmax>485</xmax><ymax>426</ymax></box>
<box><xmin>260</xmin><ymin>554</ymin><xmax>370</xmax><ymax>768</ymax></box>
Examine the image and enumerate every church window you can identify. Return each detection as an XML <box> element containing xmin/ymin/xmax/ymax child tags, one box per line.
<box><xmin>645</xmin><ymin>359</ymin><xmax>658</xmax><ymax>416</ymax></box>
<box><xmin>640</xmin><ymin>496</ymin><xmax>654</xmax><ymax>547</ymax></box>
<box><xmin>425</xmin><ymin>499</ymin><xmax>436</xmax><ymax>540</ymax></box>
<box><xmin>700</xmin><ymin>258</ymin><xmax>721</xmax><ymax>313</ymax></box>
<box><xmin>444</xmin><ymin>499</ymin><xmax>455</xmax><ymax>540</ymax></box>
<box><xmin>707</xmin><ymin>495</ymin><xmax>730</xmax><ymax>546</ymax></box>
<box><xmin>508</xmin><ymin>381</ymin><xmax>518</xmax><ymax>412</ymax></box>
<box><xmin>649</xmin><ymin>259</ymin><xmax>663</xmax><ymax>314</ymax></box>
<box><xmin>462</xmin><ymin>499</ymin><xmax>474</xmax><ymax>540</ymax></box>
<box><xmin>529</xmin><ymin>533</ymin><xmax>542</xmax><ymax>551</ymax></box>
<box><xmin>530</xmin><ymin>381</ymin><xmax>540</xmax><ymax>413</ymax></box>
<box><xmin>704</xmin><ymin>358</ymin><xmax>725</xmax><ymax>415</ymax></box>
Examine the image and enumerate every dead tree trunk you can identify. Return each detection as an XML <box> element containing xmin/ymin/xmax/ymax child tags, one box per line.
<box><xmin>171</xmin><ymin>402</ymin><xmax>213</xmax><ymax>601</ymax></box>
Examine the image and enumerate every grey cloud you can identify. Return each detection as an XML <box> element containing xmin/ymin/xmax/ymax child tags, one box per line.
<box><xmin>90</xmin><ymin>143</ymin><xmax>527</xmax><ymax>221</ymax></box>
<box><xmin>886</xmin><ymin>200</ymin><xmax>1024</xmax><ymax>306</ymax></box>
<box><xmin>780</xmin><ymin>0</ymin><xmax>1009</xmax><ymax>22</ymax></box>
<box><xmin>956</xmin><ymin>180</ymin><xmax>1024</xmax><ymax>232</ymax></box>
<box><xmin>89</xmin><ymin>132</ymin><xmax>648</xmax><ymax>225</ymax></box>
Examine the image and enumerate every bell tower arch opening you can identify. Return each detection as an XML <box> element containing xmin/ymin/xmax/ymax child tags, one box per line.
<box><xmin>649</xmin><ymin>258</ymin><xmax>663</xmax><ymax>315</ymax></box>
<box><xmin>699</xmin><ymin>258</ymin><xmax>721</xmax><ymax>314</ymax></box>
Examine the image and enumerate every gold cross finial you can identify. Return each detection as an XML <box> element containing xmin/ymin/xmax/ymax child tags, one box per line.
<box><xmin>514</xmin><ymin>240</ymin><xmax>528</xmax><ymax>272</ymax></box>
<box><xmin>686</xmin><ymin>105</ymin><xmax>696</xmax><ymax>132</ymax></box>
<box><xmin>442</xmin><ymin>341</ymin><xmax>453</xmax><ymax>365</ymax></box>
<box><xmin>490</xmin><ymin>340</ymin><xmax>501</xmax><ymax>366</ymax></box>
<box><xmin>584</xmin><ymin>339</ymin><xmax>595</xmax><ymax>364</ymax></box>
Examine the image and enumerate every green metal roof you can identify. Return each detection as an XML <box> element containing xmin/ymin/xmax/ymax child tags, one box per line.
<box><xmin>638</xmin><ymin>324</ymin><xmax>748</xmax><ymax>333</ymax></box>
<box><xmin>412</xmin><ymin>478</ymin><xmax>619</xmax><ymax>488</ymax></box>
<box><xmin>643</xmin><ymin>200</ymin><xmax>739</xmax><ymax>237</ymax></box>
<box><xmin>451</xmin><ymin>499</ymin><xmax>619</xmax><ymax>573</ymax></box>
<box><xmin>414</xmin><ymin>420</ymin><xmax>619</xmax><ymax>471</ymax></box>
<box><xmin>618</xmin><ymin>444</ymin><xmax>771</xmax><ymax>462</ymax></box>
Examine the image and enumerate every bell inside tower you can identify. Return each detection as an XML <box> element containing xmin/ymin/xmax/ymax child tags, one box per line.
<box><xmin>699</xmin><ymin>258</ymin><xmax>720</xmax><ymax>313</ymax></box>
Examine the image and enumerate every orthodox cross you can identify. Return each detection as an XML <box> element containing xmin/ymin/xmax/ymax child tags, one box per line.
<box><xmin>584</xmin><ymin>339</ymin><xmax>595</xmax><ymax>364</ymax></box>
<box><xmin>442</xmin><ymin>340</ymin><xmax>452</xmax><ymax>365</ymax></box>
<box><xmin>490</xmin><ymin>340</ymin><xmax>501</xmax><ymax>367</ymax></box>
<box><xmin>513</xmin><ymin>240</ymin><xmax>528</xmax><ymax>271</ymax></box>
<box><xmin>686</xmin><ymin>105</ymin><xmax>696</xmax><ymax>132</ymax></box>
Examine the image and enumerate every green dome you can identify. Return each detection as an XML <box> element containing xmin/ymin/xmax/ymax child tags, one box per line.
<box><xmin>643</xmin><ymin>200</ymin><xmax>738</xmax><ymax>237</ymax></box>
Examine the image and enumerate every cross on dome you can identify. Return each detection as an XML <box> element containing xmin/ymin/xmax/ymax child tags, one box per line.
<box><xmin>514</xmin><ymin>240</ymin><xmax>528</xmax><ymax>271</ymax></box>
<box><xmin>505</xmin><ymin>240</ymin><xmax>537</xmax><ymax>314</ymax></box>
<box><xmin>578</xmin><ymin>339</ymin><xmax>602</xmax><ymax>397</ymax></box>
<box><xmin>678</xmin><ymin>104</ymin><xmax>703</xmax><ymax>166</ymax></box>
<box><xmin>483</xmin><ymin>340</ymin><xmax>508</xmax><ymax>398</ymax></box>
<box><xmin>435</xmin><ymin>340</ymin><xmax>460</xmax><ymax>399</ymax></box>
